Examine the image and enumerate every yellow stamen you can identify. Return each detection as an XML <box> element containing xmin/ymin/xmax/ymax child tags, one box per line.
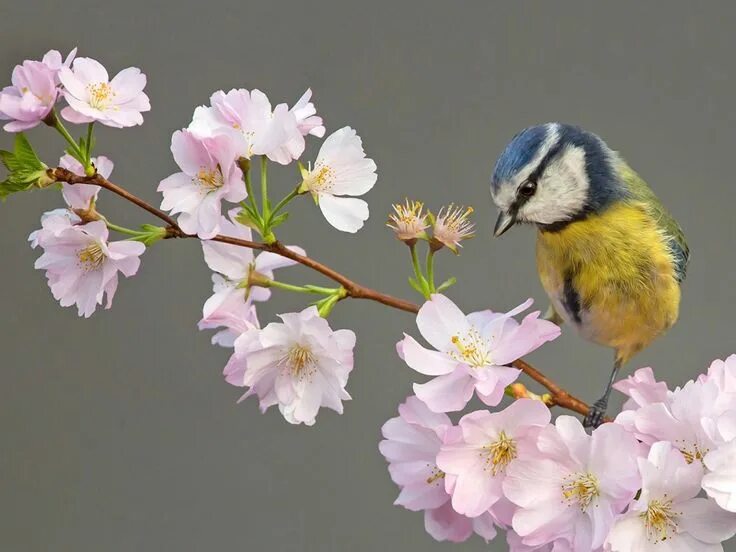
<box><xmin>641</xmin><ymin>497</ymin><xmax>679</xmax><ymax>543</ymax></box>
<box><xmin>87</xmin><ymin>82</ymin><xmax>115</xmax><ymax>110</ymax></box>
<box><xmin>449</xmin><ymin>329</ymin><xmax>491</xmax><ymax>368</ymax></box>
<box><xmin>196</xmin><ymin>167</ymin><xmax>224</xmax><ymax>191</ymax></box>
<box><xmin>282</xmin><ymin>344</ymin><xmax>317</xmax><ymax>380</ymax></box>
<box><xmin>77</xmin><ymin>242</ymin><xmax>106</xmax><ymax>271</ymax></box>
<box><xmin>561</xmin><ymin>472</ymin><xmax>600</xmax><ymax>512</ymax></box>
<box><xmin>482</xmin><ymin>430</ymin><xmax>517</xmax><ymax>475</ymax></box>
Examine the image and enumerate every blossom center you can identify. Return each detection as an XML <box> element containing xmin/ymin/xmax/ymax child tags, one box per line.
<box><xmin>305</xmin><ymin>164</ymin><xmax>335</xmax><ymax>192</ymax></box>
<box><xmin>482</xmin><ymin>430</ymin><xmax>517</xmax><ymax>475</ymax></box>
<box><xmin>561</xmin><ymin>472</ymin><xmax>600</xmax><ymax>512</ymax></box>
<box><xmin>77</xmin><ymin>242</ymin><xmax>106</xmax><ymax>271</ymax></box>
<box><xmin>449</xmin><ymin>329</ymin><xmax>491</xmax><ymax>368</ymax></box>
<box><xmin>283</xmin><ymin>344</ymin><xmax>317</xmax><ymax>380</ymax></box>
<box><xmin>196</xmin><ymin>167</ymin><xmax>224</xmax><ymax>191</ymax></box>
<box><xmin>388</xmin><ymin>200</ymin><xmax>428</xmax><ymax>240</ymax></box>
<box><xmin>434</xmin><ymin>204</ymin><xmax>475</xmax><ymax>245</ymax></box>
<box><xmin>87</xmin><ymin>82</ymin><xmax>115</xmax><ymax>110</ymax></box>
<box><xmin>641</xmin><ymin>498</ymin><xmax>679</xmax><ymax>543</ymax></box>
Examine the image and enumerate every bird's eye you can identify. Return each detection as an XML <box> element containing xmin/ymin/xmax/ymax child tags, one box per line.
<box><xmin>519</xmin><ymin>181</ymin><xmax>537</xmax><ymax>198</ymax></box>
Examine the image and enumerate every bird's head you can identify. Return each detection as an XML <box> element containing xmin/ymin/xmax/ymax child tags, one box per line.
<box><xmin>490</xmin><ymin>123</ymin><xmax>625</xmax><ymax>236</ymax></box>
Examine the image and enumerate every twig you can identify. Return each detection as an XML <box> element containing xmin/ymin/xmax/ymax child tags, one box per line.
<box><xmin>50</xmin><ymin>167</ymin><xmax>603</xmax><ymax>420</ymax></box>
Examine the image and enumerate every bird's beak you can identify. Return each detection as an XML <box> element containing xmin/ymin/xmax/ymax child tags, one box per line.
<box><xmin>494</xmin><ymin>211</ymin><xmax>516</xmax><ymax>237</ymax></box>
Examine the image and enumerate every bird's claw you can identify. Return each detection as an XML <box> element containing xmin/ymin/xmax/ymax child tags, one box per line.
<box><xmin>583</xmin><ymin>399</ymin><xmax>608</xmax><ymax>429</ymax></box>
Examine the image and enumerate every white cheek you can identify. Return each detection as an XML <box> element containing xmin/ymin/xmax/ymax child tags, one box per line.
<box><xmin>518</xmin><ymin>145</ymin><xmax>589</xmax><ymax>224</ymax></box>
<box><xmin>491</xmin><ymin>185</ymin><xmax>516</xmax><ymax>211</ymax></box>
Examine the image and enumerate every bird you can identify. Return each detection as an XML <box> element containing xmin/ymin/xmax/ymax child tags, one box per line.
<box><xmin>489</xmin><ymin>123</ymin><xmax>689</xmax><ymax>428</ymax></box>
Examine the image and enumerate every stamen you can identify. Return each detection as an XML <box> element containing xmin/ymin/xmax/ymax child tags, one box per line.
<box><xmin>281</xmin><ymin>344</ymin><xmax>317</xmax><ymax>381</ymax></box>
<box><xmin>641</xmin><ymin>497</ymin><xmax>679</xmax><ymax>543</ymax></box>
<box><xmin>77</xmin><ymin>242</ymin><xmax>106</xmax><ymax>271</ymax></box>
<box><xmin>449</xmin><ymin>329</ymin><xmax>492</xmax><ymax>368</ymax></box>
<box><xmin>196</xmin><ymin>167</ymin><xmax>224</xmax><ymax>191</ymax></box>
<box><xmin>561</xmin><ymin>472</ymin><xmax>600</xmax><ymax>512</ymax></box>
<box><xmin>87</xmin><ymin>82</ymin><xmax>115</xmax><ymax>110</ymax></box>
<box><xmin>481</xmin><ymin>430</ymin><xmax>517</xmax><ymax>475</ymax></box>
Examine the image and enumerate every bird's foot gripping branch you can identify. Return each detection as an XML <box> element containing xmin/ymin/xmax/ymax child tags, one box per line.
<box><xmin>2</xmin><ymin>48</ymin><xmax>736</xmax><ymax>551</ymax></box>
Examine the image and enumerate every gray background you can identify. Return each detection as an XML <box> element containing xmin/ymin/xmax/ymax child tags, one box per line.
<box><xmin>1</xmin><ymin>2</ymin><xmax>734</xmax><ymax>550</ymax></box>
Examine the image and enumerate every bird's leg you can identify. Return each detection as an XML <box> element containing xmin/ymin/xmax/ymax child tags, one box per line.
<box><xmin>583</xmin><ymin>358</ymin><xmax>623</xmax><ymax>429</ymax></box>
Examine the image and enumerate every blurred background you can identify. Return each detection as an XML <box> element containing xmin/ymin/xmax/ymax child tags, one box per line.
<box><xmin>1</xmin><ymin>2</ymin><xmax>735</xmax><ymax>550</ymax></box>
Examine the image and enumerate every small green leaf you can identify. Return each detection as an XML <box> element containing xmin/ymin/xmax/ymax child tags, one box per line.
<box><xmin>268</xmin><ymin>212</ymin><xmax>289</xmax><ymax>229</ymax></box>
<box><xmin>436</xmin><ymin>276</ymin><xmax>457</xmax><ymax>293</ymax></box>
<box><xmin>13</xmin><ymin>133</ymin><xmax>44</xmax><ymax>172</ymax></box>
<box><xmin>0</xmin><ymin>134</ymin><xmax>49</xmax><ymax>200</ymax></box>
<box><xmin>130</xmin><ymin>225</ymin><xmax>168</xmax><ymax>246</ymax></box>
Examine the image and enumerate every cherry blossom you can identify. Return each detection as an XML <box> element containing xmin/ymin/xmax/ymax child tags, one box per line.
<box><xmin>59</xmin><ymin>57</ymin><xmax>150</xmax><ymax>127</ymax></box>
<box><xmin>299</xmin><ymin>126</ymin><xmax>377</xmax><ymax>233</ymax></box>
<box><xmin>398</xmin><ymin>294</ymin><xmax>560</xmax><ymax>413</ymax></box>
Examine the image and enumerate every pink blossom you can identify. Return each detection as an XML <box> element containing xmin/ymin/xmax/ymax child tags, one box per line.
<box><xmin>0</xmin><ymin>56</ymin><xmax>60</xmax><ymax>131</ymax></box>
<box><xmin>290</xmin><ymin>88</ymin><xmax>325</xmax><ymax>137</ymax></box>
<box><xmin>607</xmin><ymin>441</ymin><xmax>736</xmax><ymax>551</ymax></box>
<box><xmin>41</xmin><ymin>48</ymin><xmax>77</xmax><ymax>80</ymax></box>
<box><xmin>28</xmin><ymin>209</ymin><xmax>81</xmax><ymax>249</ymax></box>
<box><xmin>33</xmin><ymin>220</ymin><xmax>145</xmax><ymax>317</ymax></box>
<box><xmin>299</xmin><ymin>126</ymin><xmax>377</xmax><ymax>233</ymax></box>
<box><xmin>58</xmin><ymin>153</ymin><xmax>114</xmax><ymax>210</ymax></box>
<box><xmin>507</xmin><ymin>531</ymin><xmax>575</xmax><ymax>552</ymax></box>
<box><xmin>614</xmin><ymin>366</ymin><xmax>671</xmax><ymax>411</ymax></box>
<box><xmin>622</xmin><ymin>379</ymin><xmax>729</xmax><ymax>460</ymax></box>
<box><xmin>223</xmin><ymin>306</ymin><xmax>355</xmax><ymax>425</ymax></box>
<box><xmin>0</xmin><ymin>48</ymin><xmax>75</xmax><ymax>129</ymax></box>
<box><xmin>189</xmin><ymin>88</ymin><xmax>304</xmax><ymax>164</ymax></box>
<box><xmin>437</xmin><ymin>399</ymin><xmax>550</xmax><ymax>517</ymax></box>
<box><xmin>378</xmin><ymin>396</ymin><xmax>498</xmax><ymax>544</ymax></box>
<box><xmin>703</xmin><ymin>439</ymin><xmax>736</xmax><ymax>513</ymax></box>
<box><xmin>503</xmin><ymin>416</ymin><xmax>641</xmax><ymax>552</ymax></box>
<box><xmin>59</xmin><ymin>57</ymin><xmax>150</xmax><ymax>128</ymax></box>
<box><xmin>158</xmin><ymin>130</ymin><xmax>245</xmax><ymax>239</ymax></box>
<box><xmin>198</xmin><ymin>211</ymin><xmax>304</xmax><ymax>346</ymax></box>
<box><xmin>398</xmin><ymin>294</ymin><xmax>560</xmax><ymax>413</ymax></box>
<box><xmin>701</xmin><ymin>354</ymin><xmax>736</xmax><ymax>394</ymax></box>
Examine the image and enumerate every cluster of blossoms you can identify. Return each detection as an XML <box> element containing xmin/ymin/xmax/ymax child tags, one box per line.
<box><xmin>381</xmin><ymin>303</ymin><xmax>736</xmax><ymax>552</ymax></box>
<box><xmin>3</xmin><ymin>48</ymin><xmax>736</xmax><ymax>551</ymax></box>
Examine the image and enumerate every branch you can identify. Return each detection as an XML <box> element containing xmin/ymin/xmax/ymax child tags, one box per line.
<box><xmin>49</xmin><ymin>167</ymin><xmax>603</xmax><ymax>420</ymax></box>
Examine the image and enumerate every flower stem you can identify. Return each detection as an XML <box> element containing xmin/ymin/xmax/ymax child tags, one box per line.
<box><xmin>269</xmin><ymin>187</ymin><xmax>300</xmax><ymax>219</ymax></box>
<box><xmin>410</xmin><ymin>243</ymin><xmax>430</xmax><ymax>298</ymax></box>
<box><xmin>105</xmin><ymin>221</ymin><xmax>144</xmax><ymax>237</ymax></box>
<box><xmin>425</xmin><ymin>249</ymin><xmax>436</xmax><ymax>293</ymax></box>
<box><xmin>267</xmin><ymin>279</ymin><xmax>338</xmax><ymax>296</ymax></box>
<box><xmin>49</xmin><ymin>110</ymin><xmax>86</xmax><ymax>164</ymax></box>
<box><xmin>260</xmin><ymin>155</ymin><xmax>270</xmax><ymax>217</ymax></box>
<box><xmin>244</xmin><ymin>165</ymin><xmax>259</xmax><ymax>216</ymax></box>
<box><xmin>85</xmin><ymin>123</ymin><xmax>94</xmax><ymax>159</ymax></box>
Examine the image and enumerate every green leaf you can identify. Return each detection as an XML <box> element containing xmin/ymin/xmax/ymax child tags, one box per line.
<box><xmin>65</xmin><ymin>146</ymin><xmax>85</xmax><ymax>165</ymax></box>
<box><xmin>0</xmin><ymin>177</ymin><xmax>33</xmax><ymax>200</ymax></box>
<box><xmin>130</xmin><ymin>225</ymin><xmax>168</xmax><ymax>246</ymax></box>
<box><xmin>0</xmin><ymin>134</ymin><xmax>49</xmax><ymax>200</ymax></box>
<box><xmin>268</xmin><ymin>211</ymin><xmax>289</xmax><ymax>229</ymax></box>
<box><xmin>436</xmin><ymin>276</ymin><xmax>457</xmax><ymax>293</ymax></box>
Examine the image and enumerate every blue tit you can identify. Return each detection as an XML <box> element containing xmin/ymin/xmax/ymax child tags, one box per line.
<box><xmin>490</xmin><ymin>123</ymin><xmax>689</xmax><ymax>427</ymax></box>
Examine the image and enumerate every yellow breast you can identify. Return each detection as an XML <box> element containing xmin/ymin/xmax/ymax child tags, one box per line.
<box><xmin>536</xmin><ymin>202</ymin><xmax>681</xmax><ymax>363</ymax></box>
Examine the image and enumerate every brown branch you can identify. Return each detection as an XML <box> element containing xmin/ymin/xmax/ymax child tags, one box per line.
<box><xmin>49</xmin><ymin>167</ymin><xmax>604</xmax><ymax>420</ymax></box>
